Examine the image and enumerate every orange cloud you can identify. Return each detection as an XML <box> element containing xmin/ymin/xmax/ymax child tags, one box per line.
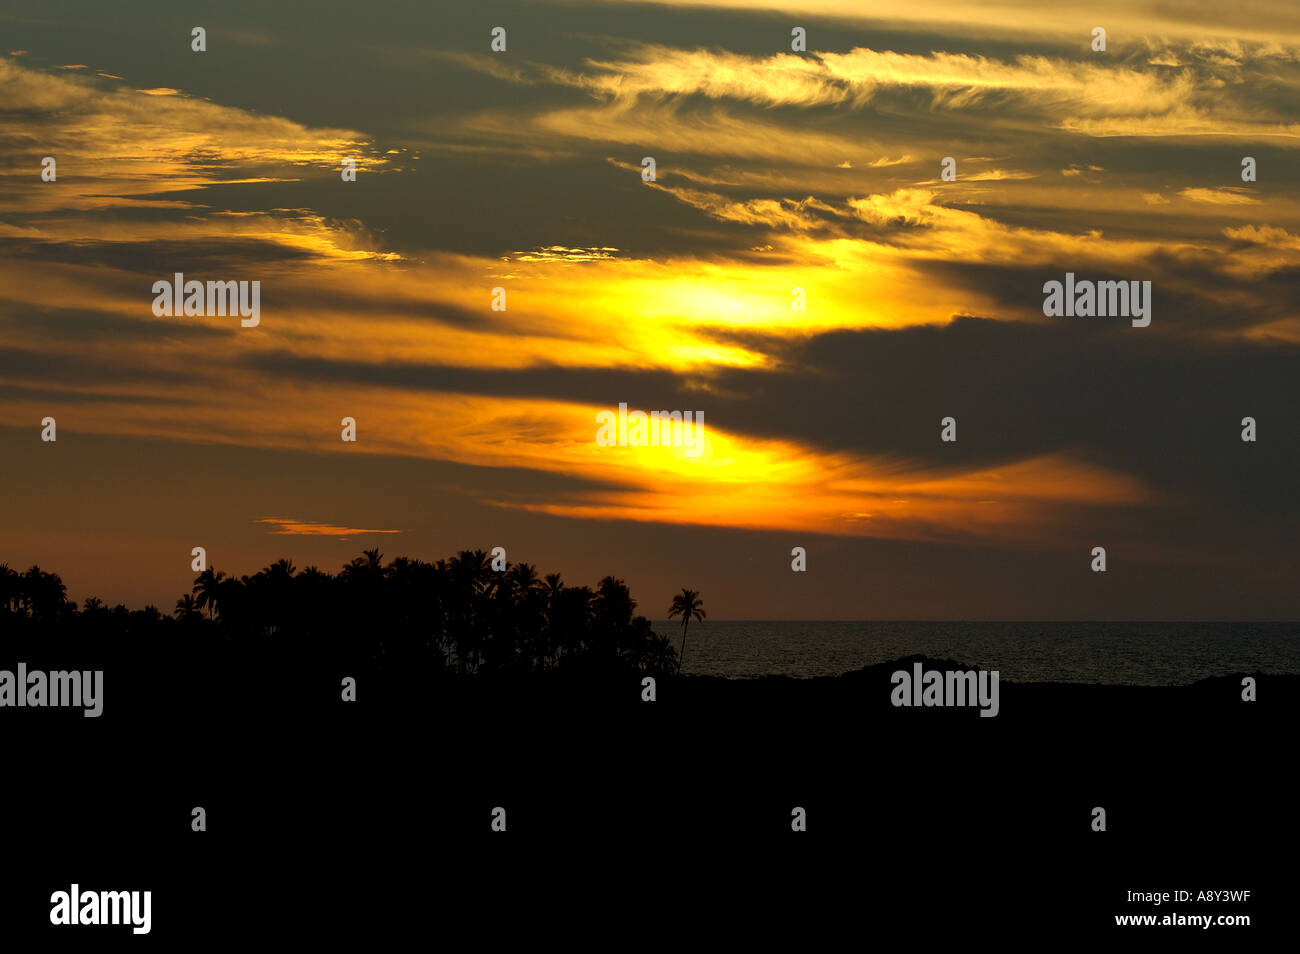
<box><xmin>0</xmin><ymin>58</ymin><xmax>394</xmax><ymax>215</ymax></box>
<box><xmin>256</xmin><ymin>519</ymin><xmax>402</xmax><ymax>539</ymax></box>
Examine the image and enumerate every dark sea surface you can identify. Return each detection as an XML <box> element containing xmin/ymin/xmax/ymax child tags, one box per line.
<box><xmin>650</xmin><ymin>620</ymin><xmax>1300</xmax><ymax>684</ymax></box>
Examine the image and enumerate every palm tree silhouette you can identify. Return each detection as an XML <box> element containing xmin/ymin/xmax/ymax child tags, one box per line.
<box><xmin>9</xmin><ymin>547</ymin><xmax>678</xmax><ymax>678</ymax></box>
<box><xmin>174</xmin><ymin>594</ymin><xmax>200</xmax><ymax>620</ymax></box>
<box><xmin>508</xmin><ymin>562</ymin><xmax>542</xmax><ymax>595</ymax></box>
<box><xmin>0</xmin><ymin>564</ymin><xmax>18</xmax><ymax>615</ymax></box>
<box><xmin>21</xmin><ymin>566</ymin><xmax>70</xmax><ymax>622</ymax></box>
<box><xmin>193</xmin><ymin>568</ymin><xmax>226</xmax><ymax>620</ymax></box>
<box><xmin>448</xmin><ymin>550</ymin><xmax>492</xmax><ymax>674</ymax></box>
<box><xmin>667</xmin><ymin>588</ymin><xmax>706</xmax><ymax>674</ymax></box>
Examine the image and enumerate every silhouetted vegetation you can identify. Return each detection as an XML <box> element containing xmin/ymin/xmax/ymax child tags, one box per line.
<box><xmin>667</xmin><ymin>587</ymin><xmax>706</xmax><ymax>672</ymax></box>
<box><xmin>0</xmin><ymin>551</ymin><xmax>680</xmax><ymax>678</ymax></box>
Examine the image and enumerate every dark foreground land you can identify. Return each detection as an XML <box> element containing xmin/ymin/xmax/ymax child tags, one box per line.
<box><xmin>3</xmin><ymin>639</ymin><xmax>1294</xmax><ymax>942</ymax></box>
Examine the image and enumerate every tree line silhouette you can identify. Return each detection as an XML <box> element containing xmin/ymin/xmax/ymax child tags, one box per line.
<box><xmin>1</xmin><ymin>551</ymin><xmax>701</xmax><ymax>679</ymax></box>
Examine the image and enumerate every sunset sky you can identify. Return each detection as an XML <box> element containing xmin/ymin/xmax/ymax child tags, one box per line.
<box><xmin>1</xmin><ymin>0</ymin><xmax>1297</xmax><ymax>618</ymax></box>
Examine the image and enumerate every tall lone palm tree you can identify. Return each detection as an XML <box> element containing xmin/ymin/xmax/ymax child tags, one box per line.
<box><xmin>667</xmin><ymin>588</ymin><xmax>706</xmax><ymax>674</ymax></box>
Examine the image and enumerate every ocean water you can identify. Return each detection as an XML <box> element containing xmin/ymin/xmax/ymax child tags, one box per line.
<box><xmin>650</xmin><ymin>620</ymin><xmax>1300</xmax><ymax>685</ymax></box>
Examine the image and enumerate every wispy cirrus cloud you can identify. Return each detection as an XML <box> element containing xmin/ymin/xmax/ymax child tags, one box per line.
<box><xmin>442</xmin><ymin>42</ymin><xmax>1300</xmax><ymax>146</ymax></box>
<box><xmin>0</xmin><ymin>58</ymin><xmax>397</xmax><ymax>215</ymax></box>
<box><xmin>256</xmin><ymin>519</ymin><xmax>402</xmax><ymax>539</ymax></box>
<box><xmin>1179</xmin><ymin>187</ymin><xmax>1261</xmax><ymax>205</ymax></box>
